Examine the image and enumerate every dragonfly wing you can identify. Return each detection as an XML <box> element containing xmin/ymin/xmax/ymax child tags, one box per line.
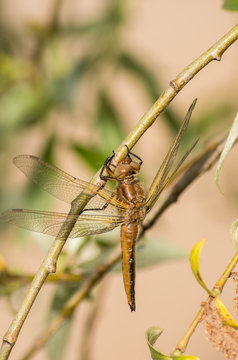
<box><xmin>13</xmin><ymin>155</ymin><xmax>128</xmax><ymax>210</ymax></box>
<box><xmin>0</xmin><ymin>209</ymin><xmax>123</xmax><ymax>238</ymax></box>
<box><xmin>146</xmin><ymin>99</ymin><xmax>197</xmax><ymax>211</ymax></box>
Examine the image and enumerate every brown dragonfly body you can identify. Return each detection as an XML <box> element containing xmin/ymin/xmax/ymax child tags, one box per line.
<box><xmin>0</xmin><ymin>100</ymin><xmax>198</xmax><ymax>311</ymax></box>
<box><xmin>100</xmin><ymin>150</ymin><xmax>146</xmax><ymax>311</ymax></box>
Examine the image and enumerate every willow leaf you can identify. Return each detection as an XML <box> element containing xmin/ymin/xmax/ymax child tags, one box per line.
<box><xmin>189</xmin><ymin>239</ymin><xmax>212</xmax><ymax>295</ymax></box>
<box><xmin>216</xmin><ymin>112</ymin><xmax>238</xmax><ymax>192</ymax></box>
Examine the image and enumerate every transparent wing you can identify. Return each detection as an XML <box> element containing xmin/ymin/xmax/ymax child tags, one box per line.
<box><xmin>13</xmin><ymin>155</ymin><xmax>128</xmax><ymax>210</ymax></box>
<box><xmin>146</xmin><ymin>99</ymin><xmax>197</xmax><ymax>212</ymax></box>
<box><xmin>0</xmin><ymin>209</ymin><xmax>123</xmax><ymax>238</ymax></box>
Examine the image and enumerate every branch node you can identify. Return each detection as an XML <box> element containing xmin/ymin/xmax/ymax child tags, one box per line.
<box><xmin>47</xmin><ymin>263</ymin><xmax>56</xmax><ymax>273</ymax></box>
<box><xmin>3</xmin><ymin>333</ymin><xmax>16</xmax><ymax>346</ymax></box>
<box><xmin>212</xmin><ymin>51</ymin><xmax>222</xmax><ymax>61</ymax></box>
<box><xmin>169</xmin><ymin>80</ymin><xmax>179</xmax><ymax>91</ymax></box>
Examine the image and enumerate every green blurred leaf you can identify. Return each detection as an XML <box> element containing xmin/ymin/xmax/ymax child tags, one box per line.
<box><xmin>112</xmin><ymin>237</ymin><xmax>186</xmax><ymax>272</ymax></box>
<box><xmin>137</xmin><ymin>237</ymin><xmax>186</xmax><ymax>269</ymax></box>
<box><xmin>47</xmin><ymin>317</ymin><xmax>71</xmax><ymax>360</ymax></box>
<box><xmin>214</xmin><ymin>297</ymin><xmax>238</xmax><ymax>328</ymax></box>
<box><xmin>216</xmin><ymin>112</ymin><xmax>238</xmax><ymax>192</ymax></box>
<box><xmin>78</xmin><ymin>235</ymin><xmax>118</xmax><ymax>271</ymax></box>
<box><xmin>117</xmin><ymin>52</ymin><xmax>181</xmax><ymax>133</ymax></box>
<box><xmin>230</xmin><ymin>218</ymin><xmax>238</xmax><ymax>249</ymax></box>
<box><xmin>72</xmin><ymin>144</ymin><xmax>107</xmax><ymax>172</ymax></box>
<box><xmin>189</xmin><ymin>239</ymin><xmax>213</xmax><ymax>295</ymax></box>
<box><xmin>72</xmin><ymin>90</ymin><xmax>125</xmax><ymax>171</ymax></box>
<box><xmin>223</xmin><ymin>0</ymin><xmax>238</xmax><ymax>10</ymax></box>
<box><xmin>146</xmin><ymin>327</ymin><xmax>171</xmax><ymax>360</ymax></box>
<box><xmin>47</xmin><ymin>284</ymin><xmax>79</xmax><ymax>360</ymax></box>
<box><xmin>22</xmin><ymin>135</ymin><xmax>56</xmax><ymax>207</ymax></box>
<box><xmin>96</xmin><ymin>91</ymin><xmax>124</xmax><ymax>151</ymax></box>
<box><xmin>172</xmin><ymin>357</ymin><xmax>199</xmax><ymax>360</ymax></box>
<box><xmin>118</xmin><ymin>52</ymin><xmax>160</xmax><ymax>101</ymax></box>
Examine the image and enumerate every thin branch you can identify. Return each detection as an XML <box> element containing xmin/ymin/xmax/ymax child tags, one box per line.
<box><xmin>0</xmin><ymin>24</ymin><xmax>237</xmax><ymax>360</ymax></box>
<box><xmin>113</xmin><ymin>24</ymin><xmax>238</xmax><ymax>163</ymax></box>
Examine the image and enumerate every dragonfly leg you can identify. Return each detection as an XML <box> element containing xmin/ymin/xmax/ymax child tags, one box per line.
<box><xmin>81</xmin><ymin>192</ymin><xmax>117</xmax><ymax>213</ymax></box>
<box><xmin>124</xmin><ymin>145</ymin><xmax>143</xmax><ymax>165</ymax></box>
<box><xmin>100</xmin><ymin>152</ymin><xmax>117</xmax><ymax>181</ymax></box>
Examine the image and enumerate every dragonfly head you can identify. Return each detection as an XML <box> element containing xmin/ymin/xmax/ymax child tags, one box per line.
<box><xmin>114</xmin><ymin>157</ymin><xmax>141</xmax><ymax>180</ymax></box>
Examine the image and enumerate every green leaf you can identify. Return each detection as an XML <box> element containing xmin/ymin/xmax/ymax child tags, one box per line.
<box><xmin>118</xmin><ymin>52</ymin><xmax>160</xmax><ymax>101</ymax></box>
<box><xmin>145</xmin><ymin>327</ymin><xmax>200</xmax><ymax>360</ymax></box>
<box><xmin>223</xmin><ymin>0</ymin><xmax>238</xmax><ymax>11</ymax></box>
<box><xmin>78</xmin><ymin>235</ymin><xmax>118</xmax><ymax>271</ymax></box>
<box><xmin>113</xmin><ymin>237</ymin><xmax>186</xmax><ymax>272</ymax></box>
<box><xmin>47</xmin><ymin>317</ymin><xmax>72</xmax><ymax>360</ymax></box>
<box><xmin>47</xmin><ymin>284</ymin><xmax>79</xmax><ymax>360</ymax></box>
<box><xmin>189</xmin><ymin>239</ymin><xmax>213</xmax><ymax>295</ymax></box>
<box><xmin>214</xmin><ymin>297</ymin><xmax>238</xmax><ymax>328</ymax></box>
<box><xmin>96</xmin><ymin>91</ymin><xmax>124</xmax><ymax>152</ymax></box>
<box><xmin>72</xmin><ymin>144</ymin><xmax>107</xmax><ymax>172</ymax></box>
<box><xmin>230</xmin><ymin>218</ymin><xmax>238</xmax><ymax>249</ymax></box>
<box><xmin>136</xmin><ymin>237</ymin><xmax>186</xmax><ymax>269</ymax></box>
<box><xmin>146</xmin><ymin>327</ymin><xmax>171</xmax><ymax>360</ymax></box>
<box><xmin>216</xmin><ymin>112</ymin><xmax>238</xmax><ymax>192</ymax></box>
<box><xmin>172</xmin><ymin>356</ymin><xmax>200</xmax><ymax>360</ymax></box>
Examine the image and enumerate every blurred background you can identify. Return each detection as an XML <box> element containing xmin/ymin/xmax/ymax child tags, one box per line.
<box><xmin>0</xmin><ymin>1</ymin><xmax>238</xmax><ymax>359</ymax></box>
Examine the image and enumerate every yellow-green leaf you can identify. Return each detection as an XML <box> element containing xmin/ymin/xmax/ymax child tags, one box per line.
<box><xmin>230</xmin><ymin>219</ymin><xmax>238</xmax><ymax>249</ymax></box>
<box><xmin>172</xmin><ymin>356</ymin><xmax>200</xmax><ymax>360</ymax></box>
<box><xmin>214</xmin><ymin>297</ymin><xmax>238</xmax><ymax>328</ymax></box>
<box><xmin>189</xmin><ymin>239</ymin><xmax>213</xmax><ymax>295</ymax></box>
<box><xmin>146</xmin><ymin>327</ymin><xmax>171</xmax><ymax>360</ymax></box>
<box><xmin>0</xmin><ymin>254</ymin><xmax>6</xmax><ymax>272</ymax></box>
<box><xmin>216</xmin><ymin>112</ymin><xmax>238</xmax><ymax>192</ymax></box>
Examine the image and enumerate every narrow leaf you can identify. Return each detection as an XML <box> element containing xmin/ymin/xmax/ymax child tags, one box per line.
<box><xmin>47</xmin><ymin>285</ymin><xmax>78</xmax><ymax>360</ymax></box>
<box><xmin>96</xmin><ymin>91</ymin><xmax>124</xmax><ymax>151</ymax></box>
<box><xmin>47</xmin><ymin>318</ymin><xmax>72</xmax><ymax>360</ymax></box>
<box><xmin>113</xmin><ymin>237</ymin><xmax>186</xmax><ymax>272</ymax></box>
<box><xmin>216</xmin><ymin>112</ymin><xmax>238</xmax><ymax>192</ymax></box>
<box><xmin>223</xmin><ymin>0</ymin><xmax>238</xmax><ymax>11</ymax></box>
<box><xmin>172</xmin><ymin>356</ymin><xmax>200</xmax><ymax>360</ymax></box>
<box><xmin>214</xmin><ymin>297</ymin><xmax>238</xmax><ymax>328</ymax></box>
<box><xmin>0</xmin><ymin>254</ymin><xmax>6</xmax><ymax>271</ymax></box>
<box><xmin>189</xmin><ymin>239</ymin><xmax>213</xmax><ymax>295</ymax></box>
<box><xmin>146</xmin><ymin>327</ymin><xmax>171</xmax><ymax>360</ymax></box>
<box><xmin>230</xmin><ymin>218</ymin><xmax>238</xmax><ymax>249</ymax></box>
<box><xmin>72</xmin><ymin>144</ymin><xmax>107</xmax><ymax>172</ymax></box>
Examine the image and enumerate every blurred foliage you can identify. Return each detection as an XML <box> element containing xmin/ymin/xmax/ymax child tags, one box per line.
<box><xmin>223</xmin><ymin>0</ymin><xmax>238</xmax><ymax>11</ymax></box>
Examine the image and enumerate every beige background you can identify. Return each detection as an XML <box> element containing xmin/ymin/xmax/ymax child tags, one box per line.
<box><xmin>0</xmin><ymin>1</ymin><xmax>238</xmax><ymax>359</ymax></box>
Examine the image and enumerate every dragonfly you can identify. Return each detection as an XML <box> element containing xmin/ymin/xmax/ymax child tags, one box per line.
<box><xmin>0</xmin><ymin>100</ymin><xmax>197</xmax><ymax>311</ymax></box>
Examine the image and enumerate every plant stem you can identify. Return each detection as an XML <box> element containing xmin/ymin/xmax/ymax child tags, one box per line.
<box><xmin>174</xmin><ymin>251</ymin><xmax>238</xmax><ymax>354</ymax></box>
<box><xmin>113</xmin><ymin>24</ymin><xmax>238</xmax><ymax>163</ymax></box>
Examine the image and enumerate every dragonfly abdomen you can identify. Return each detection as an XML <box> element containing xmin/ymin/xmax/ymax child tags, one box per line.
<box><xmin>120</xmin><ymin>221</ymin><xmax>138</xmax><ymax>312</ymax></box>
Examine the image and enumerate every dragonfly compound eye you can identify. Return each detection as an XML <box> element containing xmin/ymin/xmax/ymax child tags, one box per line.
<box><xmin>130</xmin><ymin>161</ymin><xmax>140</xmax><ymax>173</ymax></box>
<box><xmin>114</xmin><ymin>163</ymin><xmax>131</xmax><ymax>178</ymax></box>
